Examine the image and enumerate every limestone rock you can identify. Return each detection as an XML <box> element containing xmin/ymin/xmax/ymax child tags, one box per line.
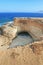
<box><xmin>14</xmin><ymin>18</ymin><xmax>43</xmax><ymax>41</ymax></box>
<box><xmin>1</xmin><ymin>18</ymin><xmax>43</xmax><ymax>42</ymax></box>
<box><xmin>0</xmin><ymin>35</ymin><xmax>11</xmax><ymax>47</ymax></box>
<box><xmin>0</xmin><ymin>18</ymin><xmax>43</xmax><ymax>65</ymax></box>
<box><xmin>1</xmin><ymin>23</ymin><xmax>18</xmax><ymax>40</ymax></box>
<box><xmin>0</xmin><ymin>41</ymin><xmax>43</xmax><ymax>65</ymax></box>
<box><xmin>30</xmin><ymin>40</ymin><xmax>43</xmax><ymax>55</ymax></box>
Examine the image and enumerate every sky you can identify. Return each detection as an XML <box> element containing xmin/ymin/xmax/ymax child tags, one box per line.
<box><xmin>0</xmin><ymin>0</ymin><xmax>43</xmax><ymax>12</ymax></box>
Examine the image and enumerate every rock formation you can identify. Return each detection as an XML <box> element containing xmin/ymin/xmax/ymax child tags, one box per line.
<box><xmin>14</xmin><ymin>18</ymin><xmax>43</xmax><ymax>41</ymax></box>
<box><xmin>2</xmin><ymin>26</ymin><xmax>17</xmax><ymax>40</ymax></box>
<box><xmin>1</xmin><ymin>22</ymin><xmax>17</xmax><ymax>40</ymax></box>
<box><xmin>30</xmin><ymin>40</ymin><xmax>43</xmax><ymax>55</ymax></box>
<box><xmin>0</xmin><ymin>41</ymin><xmax>43</xmax><ymax>65</ymax></box>
<box><xmin>0</xmin><ymin>18</ymin><xmax>43</xmax><ymax>65</ymax></box>
<box><xmin>0</xmin><ymin>35</ymin><xmax>11</xmax><ymax>47</ymax></box>
<box><xmin>0</xmin><ymin>18</ymin><xmax>43</xmax><ymax>47</ymax></box>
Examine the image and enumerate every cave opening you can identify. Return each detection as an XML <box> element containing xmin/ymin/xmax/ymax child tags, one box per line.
<box><xmin>10</xmin><ymin>31</ymin><xmax>34</xmax><ymax>48</ymax></box>
<box><xmin>18</xmin><ymin>32</ymin><xmax>32</xmax><ymax>37</ymax></box>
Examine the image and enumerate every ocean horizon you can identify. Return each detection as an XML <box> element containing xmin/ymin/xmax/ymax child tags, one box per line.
<box><xmin>0</xmin><ymin>12</ymin><xmax>43</xmax><ymax>26</ymax></box>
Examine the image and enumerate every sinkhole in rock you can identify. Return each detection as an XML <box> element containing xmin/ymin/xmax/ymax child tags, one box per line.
<box><xmin>10</xmin><ymin>32</ymin><xmax>34</xmax><ymax>48</ymax></box>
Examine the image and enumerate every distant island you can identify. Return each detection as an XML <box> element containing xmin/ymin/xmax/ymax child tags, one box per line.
<box><xmin>38</xmin><ymin>10</ymin><xmax>43</xmax><ymax>13</ymax></box>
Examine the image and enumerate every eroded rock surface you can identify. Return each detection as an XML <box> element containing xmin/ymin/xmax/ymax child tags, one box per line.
<box><xmin>0</xmin><ymin>18</ymin><xmax>43</xmax><ymax>47</ymax></box>
<box><xmin>0</xmin><ymin>35</ymin><xmax>11</xmax><ymax>47</ymax></box>
<box><xmin>0</xmin><ymin>18</ymin><xmax>43</xmax><ymax>48</ymax></box>
<box><xmin>1</xmin><ymin>23</ymin><xmax>17</xmax><ymax>40</ymax></box>
<box><xmin>30</xmin><ymin>40</ymin><xmax>43</xmax><ymax>55</ymax></box>
<box><xmin>0</xmin><ymin>41</ymin><xmax>43</xmax><ymax>65</ymax></box>
<box><xmin>14</xmin><ymin>18</ymin><xmax>43</xmax><ymax>40</ymax></box>
<box><xmin>0</xmin><ymin>18</ymin><xmax>43</xmax><ymax>65</ymax></box>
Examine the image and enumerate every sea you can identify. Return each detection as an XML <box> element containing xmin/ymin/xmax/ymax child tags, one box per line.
<box><xmin>0</xmin><ymin>12</ymin><xmax>43</xmax><ymax>26</ymax></box>
<box><xmin>0</xmin><ymin>12</ymin><xmax>43</xmax><ymax>47</ymax></box>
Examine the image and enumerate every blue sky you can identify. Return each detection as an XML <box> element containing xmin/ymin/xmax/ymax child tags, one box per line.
<box><xmin>0</xmin><ymin>0</ymin><xmax>43</xmax><ymax>12</ymax></box>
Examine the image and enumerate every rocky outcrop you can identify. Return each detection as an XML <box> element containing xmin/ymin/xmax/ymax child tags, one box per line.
<box><xmin>2</xmin><ymin>26</ymin><xmax>17</xmax><ymax>40</ymax></box>
<box><xmin>0</xmin><ymin>18</ymin><xmax>43</xmax><ymax>48</ymax></box>
<box><xmin>0</xmin><ymin>23</ymin><xmax>18</xmax><ymax>47</ymax></box>
<box><xmin>14</xmin><ymin>18</ymin><xmax>43</xmax><ymax>41</ymax></box>
<box><xmin>30</xmin><ymin>40</ymin><xmax>43</xmax><ymax>55</ymax></box>
<box><xmin>1</xmin><ymin>22</ymin><xmax>17</xmax><ymax>40</ymax></box>
<box><xmin>0</xmin><ymin>35</ymin><xmax>11</xmax><ymax>48</ymax></box>
<box><xmin>0</xmin><ymin>41</ymin><xmax>43</xmax><ymax>65</ymax></box>
<box><xmin>0</xmin><ymin>18</ymin><xmax>43</xmax><ymax>65</ymax></box>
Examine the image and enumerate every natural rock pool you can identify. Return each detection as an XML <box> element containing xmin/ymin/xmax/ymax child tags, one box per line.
<box><xmin>10</xmin><ymin>32</ymin><xmax>34</xmax><ymax>48</ymax></box>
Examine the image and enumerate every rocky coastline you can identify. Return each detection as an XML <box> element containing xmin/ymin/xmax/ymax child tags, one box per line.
<box><xmin>0</xmin><ymin>18</ymin><xmax>43</xmax><ymax>65</ymax></box>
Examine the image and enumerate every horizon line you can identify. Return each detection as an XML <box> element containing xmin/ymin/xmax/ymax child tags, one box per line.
<box><xmin>0</xmin><ymin>12</ymin><xmax>43</xmax><ymax>13</ymax></box>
